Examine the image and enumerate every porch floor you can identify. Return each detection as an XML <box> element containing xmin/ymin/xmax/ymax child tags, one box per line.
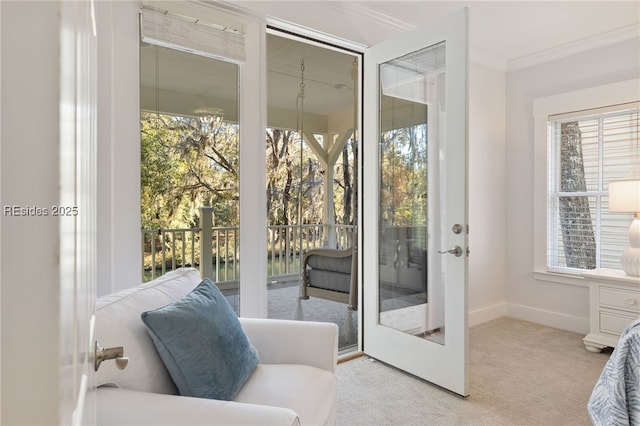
<box><xmin>222</xmin><ymin>278</ymin><xmax>358</xmax><ymax>352</ymax></box>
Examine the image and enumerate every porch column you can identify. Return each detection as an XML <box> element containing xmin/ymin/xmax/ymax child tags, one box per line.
<box><xmin>199</xmin><ymin>206</ymin><xmax>213</xmax><ymax>279</ymax></box>
<box><xmin>324</xmin><ymin>164</ymin><xmax>336</xmax><ymax>248</ymax></box>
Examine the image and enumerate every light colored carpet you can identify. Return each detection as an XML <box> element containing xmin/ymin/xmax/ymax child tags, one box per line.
<box><xmin>337</xmin><ymin>317</ymin><xmax>612</xmax><ymax>425</ymax></box>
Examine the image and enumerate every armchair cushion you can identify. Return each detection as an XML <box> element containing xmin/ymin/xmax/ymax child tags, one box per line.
<box><xmin>141</xmin><ymin>278</ymin><xmax>259</xmax><ymax>401</ymax></box>
<box><xmin>96</xmin><ymin>267</ymin><xmax>202</xmax><ymax>394</ymax></box>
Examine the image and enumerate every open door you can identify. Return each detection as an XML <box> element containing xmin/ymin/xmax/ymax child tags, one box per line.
<box><xmin>59</xmin><ymin>1</ymin><xmax>98</xmax><ymax>424</ymax></box>
<box><xmin>362</xmin><ymin>8</ymin><xmax>469</xmax><ymax>396</ymax></box>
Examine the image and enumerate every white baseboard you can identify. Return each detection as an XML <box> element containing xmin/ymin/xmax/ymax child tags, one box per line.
<box><xmin>469</xmin><ymin>303</ymin><xmax>506</xmax><ymax>327</ymax></box>
<box><xmin>505</xmin><ymin>303</ymin><xmax>589</xmax><ymax>334</ymax></box>
<box><xmin>468</xmin><ymin>302</ymin><xmax>589</xmax><ymax>334</ymax></box>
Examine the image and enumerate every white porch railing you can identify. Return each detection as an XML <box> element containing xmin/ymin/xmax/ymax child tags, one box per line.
<box><xmin>142</xmin><ymin>207</ymin><xmax>355</xmax><ymax>285</ymax></box>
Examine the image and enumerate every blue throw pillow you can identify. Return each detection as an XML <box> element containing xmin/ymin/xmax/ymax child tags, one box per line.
<box><xmin>141</xmin><ymin>278</ymin><xmax>259</xmax><ymax>401</ymax></box>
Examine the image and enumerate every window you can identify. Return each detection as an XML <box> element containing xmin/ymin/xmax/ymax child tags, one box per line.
<box><xmin>139</xmin><ymin>4</ymin><xmax>243</xmax><ymax>313</ymax></box>
<box><xmin>547</xmin><ymin>104</ymin><xmax>639</xmax><ymax>272</ymax></box>
<box><xmin>533</xmin><ymin>79</ymin><xmax>640</xmax><ymax>279</ymax></box>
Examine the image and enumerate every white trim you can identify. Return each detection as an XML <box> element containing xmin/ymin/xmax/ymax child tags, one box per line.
<box><xmin>532</xmin><ymin>270</ymin><xmax>588</xmax><ymax>288</ymax></box>
<box><xmin>265</xmin><ymin>16</ymin><xmax>368</xmax><ymax>52</ymax></box>
<box><xmin>508</xmin><ymin>23</ymin><xmax>640</xmax><ymax>72</ymax></box>
<box><xmin>533</xmin><ymin>79</ymin><xmax>640</xmax><ymax>116</ymax></box>
<box><xmin>469</xmin><ymin>303</ymin><xmax>506</xmax><ymax>327</ymax></box>
<box><xmin>582</xmin><ymin>267</ymin><xmax>640</xmax><ymax>285</ymax></box>
<box><xmin>506</xmin><ymin>303</ymin><xmax>589</xmax><ymax>334</ymax></box>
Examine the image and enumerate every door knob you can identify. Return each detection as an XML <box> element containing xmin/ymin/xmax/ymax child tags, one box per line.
<box><xmin>438</xmin><ymin>246</ymin><xmax>463</xmax><ymax>257</ymax></box>
<box><xmin>94</xmin><ymin>341</ymin><xmax>129</xmax><ymax>372</ymax></box>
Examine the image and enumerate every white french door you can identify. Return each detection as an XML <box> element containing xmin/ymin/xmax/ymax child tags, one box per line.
<box><xmin>362</xmin><ymin>8</ymin><xmax>469</xmax><ymax>396</ymax></box>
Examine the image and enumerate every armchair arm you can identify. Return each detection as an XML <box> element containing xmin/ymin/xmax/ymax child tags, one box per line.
<box><xmin>240</xmin><ymin>318</ymin><xmax>338</xmax><ymax>373</ymax></box>
<box><xmin>97</xmin><ymin>387</ymin><xmax>300</xmax><ymax>426</ymax></box>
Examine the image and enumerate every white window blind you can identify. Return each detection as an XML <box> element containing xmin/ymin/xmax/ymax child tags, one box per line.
<box><xmin>547</xmin><ymin>102</ymin><xmax>639</xmax><ymax>272</ymax></box>
<box><xmin>140</xmin><ymin>6</ymin><xmax>245</xmax><ymax>64</ymax></box>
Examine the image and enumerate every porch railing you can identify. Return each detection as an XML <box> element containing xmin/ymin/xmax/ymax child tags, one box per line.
<box><xmin>142</xmin><ymin>207</ymin><xmax>355</xmax><ymax>285</ymax></box>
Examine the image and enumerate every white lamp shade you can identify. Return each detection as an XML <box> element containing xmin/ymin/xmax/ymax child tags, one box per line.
<box><xmin>609</xmin><ymin>179</ymin><xmax>640</xmax><ymax>213</ymax></box>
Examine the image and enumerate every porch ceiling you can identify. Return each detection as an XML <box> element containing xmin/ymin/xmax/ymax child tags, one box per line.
<box><xmin>140</xmin><ymin>33</ymin><xmax>359</xmax><ymax>132</ymax></box>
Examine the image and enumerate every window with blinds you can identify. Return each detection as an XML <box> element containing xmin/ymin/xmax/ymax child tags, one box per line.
<box><xmin>547</xmin><ymin>102</ymin><xmax>639</xmax><ymax>272</ymax></box>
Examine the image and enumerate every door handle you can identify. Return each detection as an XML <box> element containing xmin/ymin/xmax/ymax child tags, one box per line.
<box><xmin>438</xmin><ymin>246</ymin><xmax>463</xmax><ymax>257</ymax></box>
<box><xmin>94</xmin><ymin>341</ymin><xmax>129</xmax><ymax>372</ymax></box>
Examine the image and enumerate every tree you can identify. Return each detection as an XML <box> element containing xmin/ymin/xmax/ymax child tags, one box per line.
<box><xmin>142</xmin><ymin>116</ymin><xmax>357</xmax><ymax>234</ymax></box>
<box><xmin>140</xmin><ymin>112</ymin><xmax>239</xmax><ymax>230</ymax></box>
<box><xmin>559</xmin><ymin>121</ymin><xmax>596</xmax><ymax>269</ymax></box>
<box><xmin>140</xmin><ymin>115</ymin><xmax>184</xmax><ymax>230</ymax></box>
<box><xmin>266</xmin><ymin>128</ymin><xmax>295</xmax><ymax>227</ymax></box>
<box><xmin>379</xmin><ymin>125</ymin><xmax>427</xmax><ymax>227</ymax></box>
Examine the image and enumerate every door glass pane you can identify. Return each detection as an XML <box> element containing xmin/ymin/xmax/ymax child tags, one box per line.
<box><xmin>378</xmin><ymin>42</ymin><xmax>446</xmax><ymax>345</ymax></box>
<box><xmin>140</xmin><ymin>44</ymin><xmax>240</xmax><ymax>314</ymax></box>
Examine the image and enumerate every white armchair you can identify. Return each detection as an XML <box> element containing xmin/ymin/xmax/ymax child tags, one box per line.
<box><xmin>96</xmin><ymin>268</ymin><xmax>338</xmax><ymax>426</ymax></box>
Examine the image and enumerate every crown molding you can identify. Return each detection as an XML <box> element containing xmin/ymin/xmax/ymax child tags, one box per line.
<box><xmin>507</xmin><ymin>23</ymin><xmax>640</xmax><ymax>72</ymax></box>
<box><xmin>316</xmin><ymin>1</ymin><xmax>414</xmax><ymax>35</ymax></box>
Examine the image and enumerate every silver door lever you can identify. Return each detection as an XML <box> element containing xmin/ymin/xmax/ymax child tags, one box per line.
<box><xmin>438</xmin><ymin>246</ymin><xmax>463</xmax><ymax>257</ymax></box>
<box><xmin>94</xmin><ymin>341</ymin><xmax>129</xmax><ymax>372</ymax></box>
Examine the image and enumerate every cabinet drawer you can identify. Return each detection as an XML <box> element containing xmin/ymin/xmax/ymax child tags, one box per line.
<box><xmin>600</xmin><ymin>286</ymin><xmax>640</xmax><ymax>313</ymax></box>
<box><xmin>600</xmin><ymin>311</ymin><xmax>637</xmax><ymax>335</ymax></box>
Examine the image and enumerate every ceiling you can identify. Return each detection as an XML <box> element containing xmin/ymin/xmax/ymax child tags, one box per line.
<box><xmin>231</xmin><ymin>1</ymin><xmax>640</xmax><ymax>70</ymax></box>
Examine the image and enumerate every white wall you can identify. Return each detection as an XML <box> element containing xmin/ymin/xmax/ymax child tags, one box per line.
<box><xmin>505</xmin><ymin>37</ymin><xmax>640</xmax><ymax>333</ymax></box>
<box><xmin>1</xmin><ymin>2</ymin><xmax>62</xmax><ymax>423</ymax></box>
<box><xmin>468</xmin><ymin>61</ymin><xmax>507</xmax><ymax>325</ymax></box>
<box><xmin>96</xmin><ymin>1</ymin><xmax>142</xmax><ymax>297</ymax></box>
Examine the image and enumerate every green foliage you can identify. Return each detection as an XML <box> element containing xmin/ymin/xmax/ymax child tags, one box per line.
<box><xmin>140</xmin><ymin>112</ymin><xmax>239</xmax><ymax>230</ymax></box>
<box><xmin>141</xmin><ymin>112</ymin><xmax>358</xmax><ymax>233</ymax></box>
<box><xmin>380</xmin><ymin>124</ymin><xmax>428</xmax><ymax>227</ymax></box>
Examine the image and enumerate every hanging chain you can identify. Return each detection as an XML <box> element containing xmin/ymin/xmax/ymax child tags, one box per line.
<box><xmin>296</xmin><ymin>58</ymin><xmax>305</xmax><ymax>137</ymax></box>
<box><xmin>297</xmin><ymin>58</ymin><xmax>305</xmax><ymax>253</ymax></box>
<box><xmin>299</xmin><ymin>58</ymin><xmax>305</xmax><ymax>99</ymax></box>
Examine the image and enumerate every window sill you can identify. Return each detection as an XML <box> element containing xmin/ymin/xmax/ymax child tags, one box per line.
<box><xmin>581</xmin><ymin>268</ymin><xmax>640</xmax><ymax>285</ymax></box>
<box><xmin>532</xmin><ymin>269</ymin><xmax>588</xmax><ymax>288</ymax></box>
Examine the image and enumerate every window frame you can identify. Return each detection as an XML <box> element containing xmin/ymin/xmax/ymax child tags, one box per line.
<box><xmin>532</xmin><ymin>78</ymin><xmax>640</xmax><ymax>285</ymax></box>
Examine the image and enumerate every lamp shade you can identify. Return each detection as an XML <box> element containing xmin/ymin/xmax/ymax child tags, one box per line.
<box><xmin>609</xmin><ymin>179</ymin><xmax>640</xmax><ymax>213</ymax></box>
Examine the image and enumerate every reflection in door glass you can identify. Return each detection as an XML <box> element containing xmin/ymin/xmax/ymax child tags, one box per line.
<box><xmin>378</xmin><ymin>42</ymin><xmax>446</xmax><ymax>345</ymax></box>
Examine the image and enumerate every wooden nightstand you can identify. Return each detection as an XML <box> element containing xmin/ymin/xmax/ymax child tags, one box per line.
<box><xmin>583</xmin><ymin>268</ymin><xmax>640</xmax><ymax>353</ymax></box>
